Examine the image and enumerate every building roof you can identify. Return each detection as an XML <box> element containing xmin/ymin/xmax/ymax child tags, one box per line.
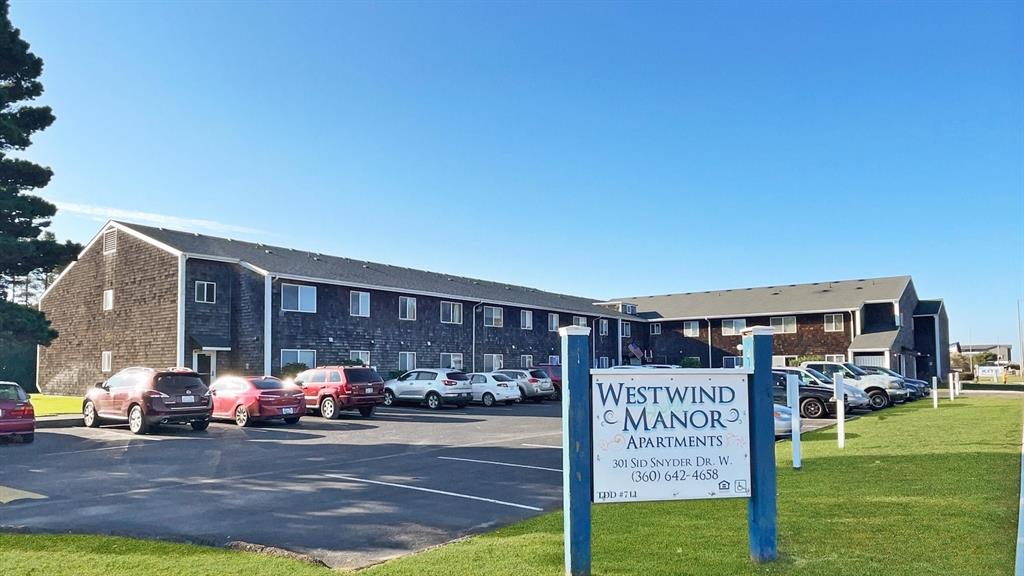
<box><xmin>849</xmin><ymin>330</ymin><xmax>901</xmax><ymax>351</ymax></box>
<box><xmin>614</xmin><ymin>276</ymin><xmax>912</xmax><ymax>320</ymax></box>
<box><xmin>913</xmin><ymin>299</ymin><xmax>943</xmax><ymax>315</ymax></box>
<box><xmin>953</xmin><ymin>343</ymin><xmax>1012</xmax><ymax>353</ymax></box>
<box><xmin>113</xmin><ymin>221</ymin><xmax>634</xmax><ymax>320</ymax></box>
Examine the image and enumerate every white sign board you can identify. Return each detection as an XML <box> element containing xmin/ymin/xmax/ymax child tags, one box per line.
<box><xmin>591</xmin><ymin>369</ymin><xmax>751</xmax><ymax>503</ymax></box>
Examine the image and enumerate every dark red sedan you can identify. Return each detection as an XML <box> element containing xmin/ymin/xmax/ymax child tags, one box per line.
<box><xmin>0</xmin><ymin>381</ymin><xmax>35</xmax><ymax>443</ymax></box>
<box><xmin>209</xmin><ymin>376</ymin><xmax>304</xmax><ymax>427</ymax></box>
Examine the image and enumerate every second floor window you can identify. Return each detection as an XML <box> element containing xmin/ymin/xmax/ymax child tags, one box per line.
<box><xmin>770</xmin><ymin>316</ymin><xmax>797</xmax><ymax>334</ymax></box>
<box><xmin>441</xmin><ymin>301</ymin><xmax>462</xmax><ymax>324</ymax></box>
<box><xmin>650</xmin><ymin>323</ymin><xmax>661</xmax><ymax>335</ymax></box>
<box><xmin>350</xmin><ymin>291</ymin><xmax>370</xmax><ymax>317</ymax></box>
<box><xmin>282</xmin><ymin>284</ymin><xmax>316</xmax><ymax>313</ymax></box>
<box><xmin>824</xmin><ymin>313</ymin><xmax>844</xmax><ymax>332</ymax></box>
<box><xmin>548</xmin><ymin>313</ymin><xmax>559</xmax><ymax>332</ymax></box>
<box><xmin>195</xmin><ymin>281</ymin><xmax>216</xmax><ymax>304</ymax></box>
<box><xmin>573</xmin><ymin>316</ymin><xmax>587</xmax><ymax>327</ymax></box>
<box><xmin>521</xmin><ymin>310</ymin><xmax>533</xmax><ymax>330</ymax></box>
<box><xmin>721</xmin><ymin>319</ymin><xmax>746</xmax><ymax>336</ymax></box>
<box><xmin>102</xmin><ymin>289</ymin><xmax>114</xmax><ymax>311</ymax></box>
<box><xmin>599</xmin><ymin>319</ymin><xmax>608</xmax><ymax>336</ymax></box>
<box><xmin>399</xmin><ymin>296</ymin><xmax>417</xmax><ymax>320</ymax></box>
<box><xmin>484</xmin><ymin>306</ymin><xmax>503</xmax><ymax>327</ymax></box>
<box><xmin>622</xmin><ymin>321</ymin><xmax>631</xmax><ymax>338</ymax></box>
<box><xmin>683</xmin><ymin>321</ymin><xmax>700</xmax><ymax>337</ymax></box>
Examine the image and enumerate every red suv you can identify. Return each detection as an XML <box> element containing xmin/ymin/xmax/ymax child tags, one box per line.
<box><xmin>294</xmin><ymin>366</ymin><xmax>385</xmax><ymax>419</ymax></box>
<box><xmin>533</xmin><ymin>364</ymin><xmax>563</xmax><ymax>400</ymax></box>
<box><xmin>83</xmin><ymin>367</ymin><xmax>213</xmax><ymax>435</ymax></box>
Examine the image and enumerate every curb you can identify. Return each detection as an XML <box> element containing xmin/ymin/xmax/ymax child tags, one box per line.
<box><xmin>35</xmin><ymin>415</ymin><xmax>82</xmax><ymax>429</ymax></box>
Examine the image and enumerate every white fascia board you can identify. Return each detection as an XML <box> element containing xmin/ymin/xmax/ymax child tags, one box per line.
<box><xmin>654</xmin><ymin>307</ymin><xmax>859</xmax><ymax>322</ymax></box>
<box><xmin>849</xmin><ymin>347</ymin><xmax>892</xmax><ymax>352</ymax></box>
<box><xmin>37</xmin><ymin>260</ymin><xmax>77</xmax><ymax>304</ymax></box>
<box><xmin>110</xmin><ymin>222</ymin><xmax>183</xmax><ymax>256</ymax></box>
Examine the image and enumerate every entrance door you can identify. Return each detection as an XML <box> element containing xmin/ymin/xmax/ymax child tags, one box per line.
<box><xmin>193</xmin><ymin>351</ymin><xmax>216</xmax><ymax>385</ymax></box>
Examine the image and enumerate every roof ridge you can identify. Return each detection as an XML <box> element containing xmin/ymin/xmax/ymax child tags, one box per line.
<box><xmin>615</xmin><ymin>275</ymin><xmax>912</xmax><ymax>301</ymax></box>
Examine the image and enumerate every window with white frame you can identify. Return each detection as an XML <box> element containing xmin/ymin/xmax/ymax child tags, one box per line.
<box><xmin>683</xmin><ymin>321</ymin><xmax>700</xmax><ymax>337</ymax></box>
<box><xmin>440</xmin><ymin>352</ymin><xmax>463</xmax><ymax>370</ymax></box>
<box><xmin>483</xmin><ymin>306</ymin><xmax>503</xmax><ymax>327</ymax></box>
<box><xmin>721</xmin><ymin>319</ymin><xmax>746</xmax><ymax>336</ymax></box>
<box><xmin>573</xmin><ymin>316</ymin><xmax>587</xmax><ymax>327</ymax></box>
<box><xmin>770</xmin><ymin>316</ymin><xmax>797</xmax><ymax>334</ymax></box>
<box><xmin>548</xmin><ymin>313</ymin><xmax>559</xmax><ymax>332</ymax></box>
<box><xmin>281</xmin><ymin>349</ymin><xmax>316</xmax><ymax>368</ymax></box>
<box><xmin>622</xmin><ymin>322</ymin><xmax>631</xmax><ymax>338</ymax></box>
<box><xmin>598</xmin><ymin>356</ymin><xmax>609</xmax><ymax>368</ymax></box>
<box><xmin>772</xmin><ymin>355</ymin><xmax>796</xmax><ymax>367</ymax></box>
<box><xmin>102</xmin><ymin>229</ymin><xmax>117</xmax><ymax>254</ymax></box>
<box><xmin>399</xmin><ymin>296</ymin><xmax>417</xmax><ymax>320</ymax></box>
<box><xmin>722</xmin><ymin>356</ymin><xmax>744</xmax><ymax>368</ymax></box>
<box><xmin>483</xmin><ymin>354</ymin><xmax>503</xmax><ymax>372</ymax></box>
<box><xmin>350</xmin><ymin>350</ymin><xmax>370</xmax><ymax>365</ymax></box>
<box><xmin>282</xmin><ymin>284</ymin><xmax>316</xmax><ymax>313</ymax></box>
<box><xmin>520</xmin><ymin>354</ymin><xmax>533</xmax><ymax>368</ymax></box>
<box><xmin>350</xmin><ymin>291</ymin><xmax>370</xmax><ymax>317</ymax></box>
<box><xmin>101</xmin><ymin>351</ymin><xmax>112</xmax><ymax>372</ymax></box>
<box><xmin>650</xmin><ymin>323</ymin><xmax>661</xmax><ymax>335</ymax></box>
<box><xmin>825</xmin><ymin>354</ymin><xmax>845</xmax><ymax>363</ymax></box>
<box><xmin>599</xmin><ymin>319</ymin><xmax>608</xmax><ymax>336</ymax></box>
<box><xmin>520</xmin><ymin>310</ymin><xmax>533</xmax><ymax>330</ymax></box>
<box><xmin>440</xmin><ymin>301</ymin><xmax>462</xmax><ymax>324</ymax></box>
<box><xmin>102</xmin><ymin>289</ymin><xmax>114</xmax><ymax>311</ymax></box>
<box><xmin>195</xmin><ymin>281</ymin><xmax>216</xmax><ymax>304</ymax></box>
<box><xmin>623</xmin><ymin>303</ymin><xmax>637</xmax><ymax>314</ymax></box>
<box><xmin>548</xmin><ymin>355</ymin><xmax>560</xmax><ymax>365</ymax></box>
<box><xmin>398</xmin><ymin>351</ymin><xmax>416</xmax><ymax>371</ymax></box>
<box><xmin>824</xmin><ymin>313</ymin><xmax>844</xmax><ymax>332</ymax></box>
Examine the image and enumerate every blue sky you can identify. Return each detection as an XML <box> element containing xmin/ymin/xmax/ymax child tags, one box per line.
<box><xmin>11</xmin><ymin>1</ymin><xmax>1023</xmax><ymax>350</ymax></box>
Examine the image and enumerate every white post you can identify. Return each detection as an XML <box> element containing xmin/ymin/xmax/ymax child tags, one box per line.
<box><xmin>834</xmin><ymin>373</ymin><xmax>846</xmax><ymax>449</ymax></box>
<box><xmin>786</xmin><ymin>374</ymin><xmax>801</xmax><ymax>469</ymax></box>
<box><xmin>948</xmin><ymin>372</ymin><xmax>955</xmax><ymax>401</ymax></box>
<box><xmin>955</xmin><ymin>372</ymin><xmax>962</xmax><ymax>395</ymax></box>
<box><xmin>931</xmin><ymin>376</ymin><xmax>938</xmax><ymax>409</ymax></box>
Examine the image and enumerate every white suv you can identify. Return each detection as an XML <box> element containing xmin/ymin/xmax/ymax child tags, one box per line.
<box><xmin>383</xmin><ymin>369</ymin><xmax>473</xmax><ymax>409</ymax></box>
<box><xmin>800</xmin><ymin>361</ymin><xmax>908</xmax><ymax>409</ymax></box>
<box><xmin>496</xmin><ymin>369</ymin><xmax>555</xmax><ymax>402</ymax></box>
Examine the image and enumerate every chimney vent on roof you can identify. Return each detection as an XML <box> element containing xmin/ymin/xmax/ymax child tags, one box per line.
<box><xmin>362</xmin><ymin>264</ymin><xmax>369</xmax><ymax>268</ymax></box>
<box><xmin>264</xmin><ymin>249</ymin><xmax>272</xmax><ymax>254</ymax></box>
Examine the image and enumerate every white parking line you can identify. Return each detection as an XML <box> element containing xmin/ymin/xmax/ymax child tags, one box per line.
<box><xmin>438</xmin><ymin>456</ymin><xmax>561</xmax><ymax>472</ymax></box>
<box><xmin>324</xmin><ymin>474</ymin><xmax>543</xmax><ymax>511</ymax></box>
<box><xmin>521</xmin><ymin>443</ymin><xmax>561</xmax><ymax>449</ymax></box>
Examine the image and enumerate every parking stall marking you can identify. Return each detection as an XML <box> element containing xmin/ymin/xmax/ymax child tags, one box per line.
<box><xmin>437</xmin><ymin>456</ymin><xmax>561</xmax><ymax>473</ymax></box>
<box><xmin>0</xmin><ymin>485</ymin><xmax>47</xmax><ymax>505</ymax></box>
<box><xmin>323</xmin><ymin>473</ymin><xmax>543</xmax><ymax>511</ymax></box>
<box><xmin>521</xmin><ymin>443</ymin><xmax>561</xmax><ymax>449</ymax></box>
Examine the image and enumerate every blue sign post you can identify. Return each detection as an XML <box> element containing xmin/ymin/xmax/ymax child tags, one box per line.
<box><xmin>742</xmin><ymin>326</ymin><xmax>779</xmax><ymax>562</ymax></box>
<box><xmin>560</xmin><ymin>326</ymin><xmax>593</xmax><ymax>576</ymax></box>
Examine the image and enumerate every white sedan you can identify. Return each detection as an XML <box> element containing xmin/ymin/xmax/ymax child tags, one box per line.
<box><xmin>468</xmin><ymin>373</ymin><xmax>522</xmax><ymax>406</ymax></box>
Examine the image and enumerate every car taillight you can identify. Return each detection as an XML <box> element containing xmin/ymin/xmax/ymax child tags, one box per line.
<box><xmin>528</xmin><ymin>378</ymin><xmax>539</xmax><ymax>383</ymax></box>
<box><xmin>443</xmin><ymin>379</ymin><xmax>457</xmax><ymax>386</ymax></box>
<box><xmin>146</xmin><ymin>390</ymin><xmax>170</xmax><ymax>399</ymax></box>
<box><xmin>10</xmin><ymin>403</ymin><xmax>33</xmax><ymax>418</ymax></box>
<box><xmin>497</xmin><ymin>383</ymin><xmax>508</xmax><ymax>388</ymax></box>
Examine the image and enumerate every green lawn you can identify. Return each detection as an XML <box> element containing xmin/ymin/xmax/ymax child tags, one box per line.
<box><xmin>27</xmin><ymin>394</ymin><xmax>82</xmax><ymax>417</ymax></box>
<box><xmin>1</xmin><ymin>396</ymin><xmax>1020</xmax><ymax>576</ymax></box>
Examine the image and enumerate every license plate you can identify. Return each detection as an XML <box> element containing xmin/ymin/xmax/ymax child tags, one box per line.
<box><xmin>282</xmin><ymin>407</ymin><xmax>293</xmax><ymax>415</ymax></box>
<box><xmin>0</xmin><ymin>409</ymin><xmax>3</xmax><ymax>417</ymax></box>
<box><xmin>181</xmin><ymin>395</ymin><xmax>195</xmax><ymax>404</ymax></box>
<box><xmin>365</xmin><ymin>387</ymin><xmax>372</xmax><ymax>394</ymax></box>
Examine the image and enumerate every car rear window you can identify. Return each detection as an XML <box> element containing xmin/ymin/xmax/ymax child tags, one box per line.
<box><xmin>445</xmin><ymin>371</ymin><xmax>470</xmax><ymax>381</ymax></box>
<box><xmin>344</xmin><ymin>368</ymin><xmax>383</xmax><ymax>383</ymax></box>
<box><xmin>252</xmin><ymin>378</ymin><xmax>286</xmax><ymax>390</ymax></box>
<box><xmin>544</xmin><ymin>365</ymin><xmax>562</xmax><ymax>378</ymax></box>
<box><xmin>493</xmin><ymin>374</ymin><xmax>513</xmax><ymax>382</ymax></box>
<box><xmin>0</xmin><ymin>385</ymin><xmax>26</xmax><ymax>401</ymax></box>
<box><xmin>154</xmin><ymin>374</ymin><xmax>208</xmax><ymax>394</ymax></box>
<box><xmin>529</xmin><ymin>370</ymin><xmax>548</xmax><ymax>379</ymax></box>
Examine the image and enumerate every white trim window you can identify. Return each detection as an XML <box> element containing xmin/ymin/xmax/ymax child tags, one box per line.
<box><xmin>102</xmin><ymin>289</ymin><xmax>114</xmax><ymax>311</ymax></box>
<box><xmin>573</xmin><ymin>315</ymin><xmax>587</xmax><ymax>327</ymax></box>
<box><xmin>483</xmin><ymin>306</ymin><xmax>504</xmax><ymax>327</ymax></box>
<box><xmin>440</xmin><ymin>352</ymin><xmax>464</xmax><ymax>370</ymax></box>
<box><xmin>622</xmin><ymin>322</ymin><xmax>631</xmax><ymax>338</ymax></box>
<box><xmin>483</xmin><ymin>354</ymin><xmax>503</xmax><ymax>372</ymax></box>
<box><xmin>350</xmin><ymin>291</ymin><xmax>370</xmax><ymax>317</ymax></box>
<box><xmin>399</xmin><ymin>296</ymin><xmax>417</xmax><ymax>321</ymax></box>
<box><xmin>772</xmin><ymin>355</ymin><xmax>796</xmax><ymax>367</ymax></box>
<box><xmin>683</xmin><ymin>321</ymin><xmax>700</xmax><ymax>337</ymax></box>
<box><xmin>721</xmin><ymin>319</ymin><xmax>746</xmax><ymax>336</ymax></box>
<box><xmin>101</xmin><ymin>351</ymin><xmax>112</xmax><ymax>373</ymax></box>
<box><xmin>722</xmin><ymin>356</ymin><xmax>744</xmax><ymax>369</ymax></box>
<box><xmin>548</xmin><ymin>313</ymin><xmax>559</xmax><ymax>332</ymax></box>
<box><xmin>281</xmin><ymin>349</ymin><xmax>316</xmax><ymax>368</ymax></box>
<box><xmin>623</xmin><ymin>304</ymin><xmax>637</xmax><ymax>314</ymax></box>
<box><xmin>282</xmin><ymin>284</ymin><xmax>316</xmax><ymax>313</ymax></box>
<box><xmin>195</xmin><ymin>281</ymin><xmax>216</xmax><ymax>304</ymax></box>
<box><xmin>824</xmin><ymin>313</ymin><xmax>844</xmax><ymax>332</ymax></box>
<box><xmin>350</xmin><ymin>350</ymin><xmax>370</xmax><ymax>365</ymax></box>
<box><xmin>598</xmin><ymin>356</ymin><xmax>610</xmax><ymax>369</ymax></box>
<box><xmin>520</xmin><ymin>354</ymin><xmax>533</xmax><ymax>368</ymax></box>
<box><xmin>650</xmin><ymin>323</ymin><xmax>661</xmax><ymax>335</ymax></box>
<box><xmin>520</xmin><ymin>310</ymin><xmax>533</xmax><ymax>330</ymax></box>
<box><xmin>102</xmin><ymin>229</ymin><xmax>117</xmax><ymax>254</ymax></box>
<box><xmin>770</xmin><ymin>316</ymin><xmax>797</xmax><ymax>334</ymax></box>
<box><xmin>599</xmin><ymin>319</ymin><xmax>609</xmax><ymax>336</ymax></box>
<box><xmin>398</xmin><ymin>351</ymin><xmax>417</xmax><ymax>371</ymax></box>
<box><xmin>440</xmin><ymin>301</ymin><xmax>463</xmax><ymax>324</ymax></box>
<box><xmin>825</xmin><ymin>354</ymin><xmax>845</xmax><ymax>363</ymax></box>
<box><xmin>548</xmin><ymin>355</ymin><xmax>560</xmax><ymax>365</ymax></box>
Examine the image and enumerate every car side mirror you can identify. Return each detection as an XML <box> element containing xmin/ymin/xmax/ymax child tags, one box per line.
<box><xmin>25</xmin><ymin>393</ymin><xmax>31</xmax><ymax>400</ymax></box>
<box><xmin>210</xmin><ymin>389</ymin><xmax>217</xmax><ymax>396</ymax></box>
<box><xmin>95</xmin><ymin>382</ymin><xmax>106</xmax><ymax>389</ymax></box>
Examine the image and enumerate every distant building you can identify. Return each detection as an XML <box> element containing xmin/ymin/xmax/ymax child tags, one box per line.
<box><xmin>949</xmin><ymin>343</ymin><xmax>1014</xmax><ymax>363</ymax></box>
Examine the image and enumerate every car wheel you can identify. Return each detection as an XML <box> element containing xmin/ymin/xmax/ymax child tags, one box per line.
<box><xmin>550</xmin><ymin>387</ymin><xmax>561</xmax><ymax>401</ymax></box>
<box><xmin>867</xmin><ymin>390</ymin><xmax>890</xmax><ymax>410</ymax></box>
<box><xmin>320</xmin><ymin>396</ymin><xmax>339</xmax><ymax>419</ymax></box>
<box><xmin>426</xmin><ymin>392</ymin><xmax>442</xmax><ymax>410</ymax></box>
<box><xmin>358</xmin><ymin>406</ymin><xmax>375</xmax><ymax>418</ymax></box>
<box><xmin>283</xmin><ymin>416</ymin><xmax>300</xmax><ymax>425</ymax></box>
<box><xmin>190</xmin><ymin>420</ymin><xmax>210</xmax><ymax>432</ymax></box>
<box><xmin>801</xmin><ymin>398</ymin><xmax>826</xmax><ymax>419</ymax></box>
<box><xmin>518</xmin><ymin>387</ymin><xmax>527</xmax><ymax>400</ymax></box>
<box><xmin>20</xmin><ymin>433</ymin><xmax>34</xmax><ymax>444</ymax></box>
<box><xmin>383</xmin><ymin>389</ymin><xmax>395</xmax><ymax>407</ymax></box>
<box><xmin>83</xmin><ymin>401</ymin><xmax>99</xmax><ymax>428</ymax></box>
<box><xmin>482</xmin><ymin>393</ymin><xmax>496</xmax><ymax>407</ymax></box>
<box><xmin>128</xmin><ymin>404</ymin><xmax>147</xmax><ymax>435</ymax></box>
<box><xmin>234</xmin><ymin>405</ymin><xmax>251</xmax><ymax>427</ymax></box>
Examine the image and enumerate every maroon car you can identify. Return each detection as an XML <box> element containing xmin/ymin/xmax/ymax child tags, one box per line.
<box><xmin>209</xmin><ymin>375</ymin><xmax>304</xmax><ymax>427</ymax></box>
<box><xmin>0</xmin><ymin>382</ymin><xmax>35</xmax><ymax>443</ymax></box>
<box><xmin>83</xmin><ymin>367</ymin><xmax>212</xmax><ymax>435</ymax></box>
<box><xmin>294</xmin><ymin>366</ymin><xmax>385</xmax><ymax>419</ymax></box>
<box><xmin>533</xmin><ymin>364</ymin><xmax>563</xmax><ymax>400</ymax></box>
